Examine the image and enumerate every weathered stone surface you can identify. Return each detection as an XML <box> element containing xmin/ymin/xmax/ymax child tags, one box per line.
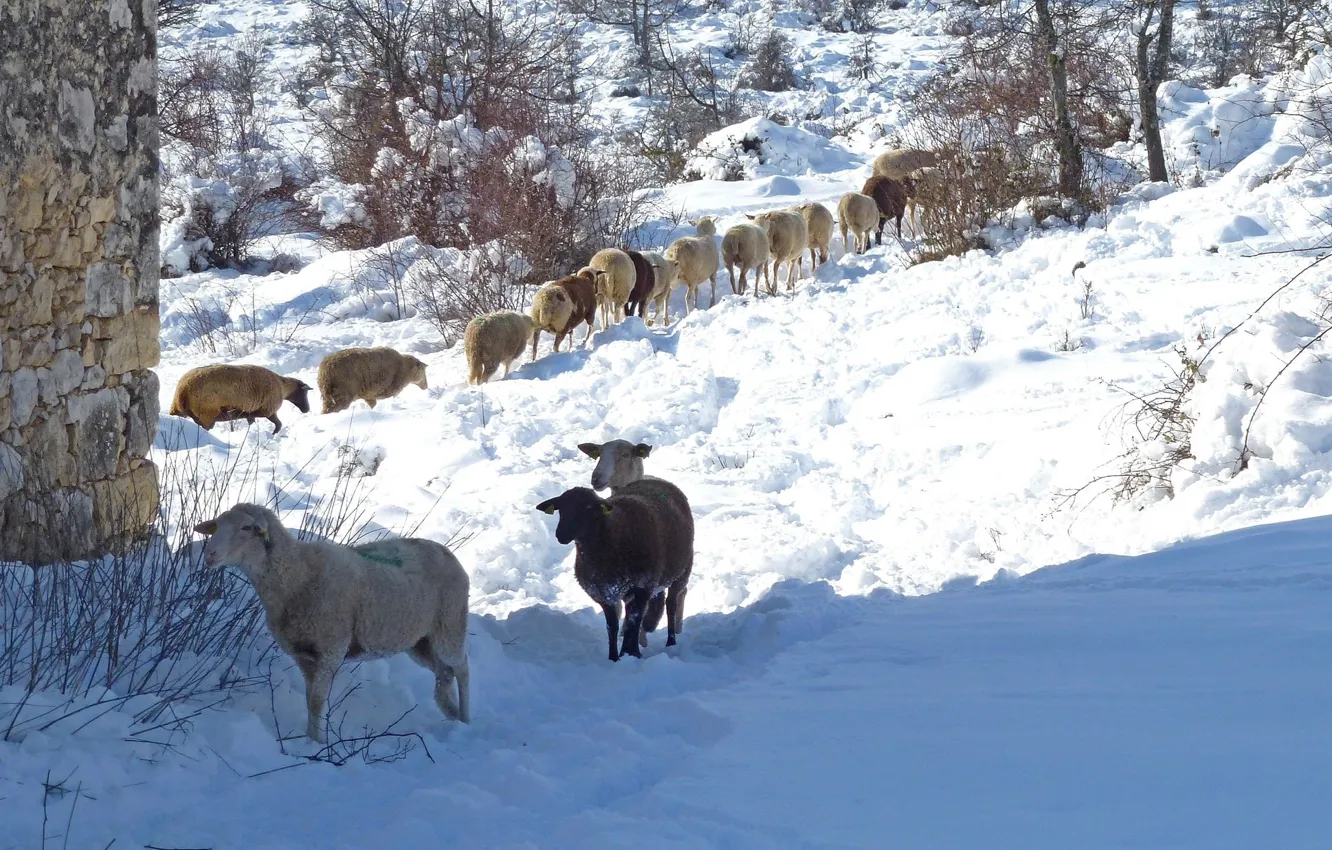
<box><xmin>97</xmin><ymin>308</ymin><xmax>160</xmax><ymax>373</ymax></box>
<box><xmin>92</xmin><ymin>461</ymin><xmax>159</xmax><ymax>542</ymax></box>
<box><xmin>86</xmin><ymin>261</ymin><xmax>132</xmax><ymax>316</ymax></box>
<box><xmin>1</xmin><ymin>0</ymin><xmax>159</xmax><ymax>565</ymax></box>
<box><xmin>10</xmin><ymin>368</ymin><xmax>38</xmax><ymax>427</ymax></box>
<box><xmin>0</xmin><ymin>443</ymin><xmax>21</xmax><ymax>500</ymax></box>
<box><xmin>69</xmin><ymin>387</ymin><xmax>127</xmax><ymax>481</ymax></box>
<box><xmin>27</xmin><ymin>414</ymin><xmax>76</xmax><ymax>488</ymax></box>
<box><xmin>125</xmin><ymin>370</ymin><xmax>159</xmax><ymax>459</ymax></box>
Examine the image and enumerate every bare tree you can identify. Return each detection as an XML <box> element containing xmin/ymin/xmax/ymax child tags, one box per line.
<box><xmin>562</xmin><ymin>0</ymin><xmax>685</xmax><ymax>70</ymax></box>
<box><xmin>1132</xmin><ymin>0</ymin><xmax>1175</xmax><ymax>182</ymax></box>
<box><xmin>1033</xmin><ymin>0</ymin><xmax>1084</xmax><ymax>197</ymax></box>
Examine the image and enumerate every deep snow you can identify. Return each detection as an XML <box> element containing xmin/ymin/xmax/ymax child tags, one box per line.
<box><xmin>7</xmin><ymin>0</ymin><xmax>1332</xmax><ymax>847</ymax></box>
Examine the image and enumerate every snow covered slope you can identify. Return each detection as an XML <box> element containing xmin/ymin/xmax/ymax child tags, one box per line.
<box><xmin>6</xmin><ymin>1</ymin><xmax>1332</xmax><ymax>847</ymax></box>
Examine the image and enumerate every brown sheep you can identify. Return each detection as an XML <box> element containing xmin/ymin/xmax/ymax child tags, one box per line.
<box><xmin>530</xmin><ymin>268</ymin><xmax>602</xmax><ymax>360</ymax></box>
<box><xmin>862</xmin><ymin>174</ymin><xmax>909</xmax><ymax>245</ymax></box>
<box><xmin>623</xmin><ymin>250</ymin><xmax>655</xmax><ymax>321</ymax></box>
<box><xmin>170</xmin><ymin>364</ymin><xmax>311</xmax><ymax>434</ymax></box>
<box><xmin>318</xmin><ymin>347</ymin><xmax>429</xmax><ymax>414</ymax></box>
<box><xmin>589</xmin><ymin>248</ymin><xmax>636</xmax><ymax>329</ymax></box>
<box><xmin>465</xmin><ymin>311</ymin><xmax>535</xmax><ymax>385</ymax></box>
<box><xmin>794</xmin><ymin>201</ymin><xmax>834</xmax><ymax>269</ymax></box>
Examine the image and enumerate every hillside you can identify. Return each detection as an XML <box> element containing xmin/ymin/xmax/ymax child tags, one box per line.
<box><xmin>4</xmin><ymin>0</ymin><xmax>1332</xmax><ymax>846</ymax></box>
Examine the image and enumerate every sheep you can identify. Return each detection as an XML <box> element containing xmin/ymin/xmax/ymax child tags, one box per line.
<box><xmin>577</xmin><ymin>438</ymin><xmax>661</xmax><ymax>648</ymax></box>
<box><xmin>794</xmin><ymin>201</ymin><xmax>834</xmax><ymax>269</ymax></box>
<box><xmin>721</xmin><ymin>222</ymin><xmax>770</xmax><ymax>297</ymax></box>
<box><xmin>903</xmin><ymin>165</ymin><xmax>942</xmax><ymax>233</ymax></box>
<box><xmin>530</xmin><ymin>268</ymin><xmax>603</xmax><ymax>360</ymax></box>
<box><xmin>194</xmin><ymin>503</ymin><xmax>470</xmax><ymax>742</ymax></box>
<box><xmin>872</xmin><ymin>147</ymin><xmax>938</xmax><ymax>180</ymax></box>
<box><xmin>664</xmin><ymin>217</ymin><xmax>720</xmax><ymax>315</ymax></box>
<box><xmin>745</xmin><ymin>209</ymin><xmax>808</xmax><ymax>294</ymax></box>
<box><xmin>623</xmin><ymin>249</ymin><xmax>655</xmax><ymax>321</ymax></box>
<box><xmin>464</xmin><ymin>310</ymin><xmax>534</xmax><ymax>385</ymax></box>
<box><xmin>535</xmin><ymin>478</ymin><xmax>693</xmax><ymax>661</ymax></box>
<box><xmin>837</xmin><ymin>192</ymin><xmax>880</xmax><ymax>254</ymax></box>
<box><xmin>641</xmin><ymin>251</ymin><xmax>679</xmax><ymax>327</ymax></box>
<box><xmin>318</xmin><ymin>347</ymin><xmax>428</xmax><ymax>414</ymax></box>
<box><xmin>169</xmin><ymin>364</ymin><xmax>311</xmax><ymax>434</ymax></box>
<box><xmin>589</xmin><ymin>248</ymin><xmax>636</xmax><ymax>330</ymax></box>
<box><xmin>861</xmin><ymin>174</ymin><xmax>909</xmax><ymax>245</ymax></box>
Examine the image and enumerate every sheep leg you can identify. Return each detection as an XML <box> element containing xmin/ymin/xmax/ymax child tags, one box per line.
<box><xmin>531</xmin><ymin>330</ymin><xmax>540</xmax><ymax>361</ymax></box>
<box><xmin>298</xmin><ymin>650</ymin><xmax>342</xmax><ymax>743</ymax></box>
<box><xmin>619</xmin><ymin>589</ymin><xmax>652</xmax><ymax>659</ymax></box>
<box><xmin>600</xmin><ymin>601</ymin><xmax>621</xmax><ymax>662</ymax></box>
<box><xmin>641</xmin><ymin>590</ymin><xmax>667</xmax><ymax>640</ymax></box>
<box><xmin>666</xmin><ymin>580</ymin><xmax>687</xmax><ymax>646</ymax></box>
<box><xmin>582</xmin><ymin>319</ymin><xmax>595</xmax><ymax>347</ymax></box>
<box><xmin>432</xmin><ymin>650</ymin><xmax>468</xmax><ymax>722</ymax></box>
<box><xmin>709</xmin><ymin>273</ymin><xmax>717</xmax><ymax>308</ymax></box>
<box><xmin>895</xmin><ymin>212</ymin><xmax>904</xmax><ymax>239</ymax></box>
<box><xmin>875</xmin><ymin>217</ymin><xmax>885</xmax><ymax>246</ymax></box>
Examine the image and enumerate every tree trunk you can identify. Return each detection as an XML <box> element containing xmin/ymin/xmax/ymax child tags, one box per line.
<box><xmin>1033</xmin><ymin>0</ymin><xmax>1083</xmax><ymax>198</ymax></box>
<box><xmin>1138</xmin><ymin>0</ymin><xmax>1174</xmax><ymax>183</ymax></box>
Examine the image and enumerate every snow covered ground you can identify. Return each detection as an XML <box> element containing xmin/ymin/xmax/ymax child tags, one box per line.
<box><xmin>6</xmin><ymin>1</ymin><xmax>1332</xmax><ymax>847</ymax></box>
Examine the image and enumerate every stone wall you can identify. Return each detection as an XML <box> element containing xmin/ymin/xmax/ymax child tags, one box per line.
<box><xmin>0</xmin><ymin>0</ymin><xmax>160</xmax><ymax>563</ymax></box>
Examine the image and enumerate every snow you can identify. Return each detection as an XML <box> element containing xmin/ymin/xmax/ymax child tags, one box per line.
<box><xmin>8</xmin><ymin>1</ymin><xmax>1332</xmax><ymax>847</ymax></box>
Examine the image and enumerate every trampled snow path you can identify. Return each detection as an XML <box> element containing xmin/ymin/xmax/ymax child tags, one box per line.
<box><xmin>6</xmin><ymin>518</ymin><xmax>1331</xmax><ymax>849</ymax></box>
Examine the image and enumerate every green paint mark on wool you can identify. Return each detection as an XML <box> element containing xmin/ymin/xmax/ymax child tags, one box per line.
<box><xmin>354</xmin><ymin>544</ymin><xmax>404</xmax><ymax>567</ymax></box>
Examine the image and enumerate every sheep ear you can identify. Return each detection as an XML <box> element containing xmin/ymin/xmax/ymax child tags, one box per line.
<box><xmin>194</xmin><ymin>520</ymin><xmax>218</xmax><ymax>536</ymax></box>
<box><xmin>633</xmin><ymin>443</ymin><xmax>652</xmax><ymax>458</ymax></box>
<box><xmin>578</xmin><ymin>443</ymin><xmax>601</xmax><ymax>459</ymax></box>
<box><xmin>536</xmin><ymin>499</ymin><xmax>558</xmax><ymax>515</ymax></box>
<box><xmin>601</xmin><ymin>503</ymin><xmax>613</xmax><ymax>516</ymax></box>
<box><xmin>745</xmin><ymin>213</ymin><xmax>756</xmax><ymax>220</ymax></box>
<box><xmin>687</xmin><ymin>218</ymin><xmax>699</xmax><ymax>226</ymax></box>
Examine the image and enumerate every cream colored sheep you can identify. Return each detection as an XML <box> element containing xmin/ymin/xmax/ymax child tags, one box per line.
<box><xmin>721</xmin><ymin>222</ymin><xmax>770</xmax><ymax>297</ymax></box>
<box><xmin>641</xmin><ymin>251</ymin><xmax>679</xmax><ymax>327</ymax></box>
<box><xmin>664</xmin><ymin>217</ymin><xmax>720</xmax><ymax>315</ymax></box>
<box><xmin>195</xmin><ymin>503</ymin><xmax>470</xmax><ymax>742</ymax></box>
<box><xmin>588</xmin><ymin>248</ymin><xmax>636</xmax><ymax>330</ymax></box>
<box><xmin>872</xmin><ymin>147</ymin><xmax>938</xmax><ymax>180</ymax></box>
<box><xmin>318</xmin><ymin>347</ymin><xmax>428</xmax><ymax>414</ymax></box>
<box><xmin>794</xmin><ymin>202</ymin><xmax>834</xmax><ymax>269</ymax></box>
<box><xmin>745</xmin><ymin>210</ymin><xmax>808</xmax><ymax>294</ymax></box>
<box><xmin>464</xmin><ymin>310</ymin><xmax>534</xmax><ymax>385</ymax></box>
<box><xmin>169</xmin><ymin>364</ymin><xmax>312</xmax><ymax>434</ymax></box>
<box><xmin>530</xmin><ymin>269</ymin><xmax>601</xmax><ymax>359</ymax></box>
<box><xmin>837</xmin><ymin>192</ymin><xmax>879</xmax><ymax>254</ymax></box>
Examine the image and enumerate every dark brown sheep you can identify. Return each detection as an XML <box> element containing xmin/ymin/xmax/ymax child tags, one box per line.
<box><xmin>535</xmin><ymin>478</ymin><xmax>694</xmax><ymax>662</ymax></box>
<box><xmin>623</xmin><ymin>249</ymin><xmax>655</xmax><ymax>320</ymax></box>
<box><xmin>862</xmin><ymin>174</ymin><xmax>910</xmax><ymax>245</ymax></box>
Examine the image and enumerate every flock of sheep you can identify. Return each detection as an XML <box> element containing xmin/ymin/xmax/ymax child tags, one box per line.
<box><xmin>461</xmin><ymin>147</ymin><xmax>938</xmax><ymax>385</ymax></box>
<box><xmin>180</xmin><ymin>147</ymin><xmax>935</xmax><ymax>741</ymax></box>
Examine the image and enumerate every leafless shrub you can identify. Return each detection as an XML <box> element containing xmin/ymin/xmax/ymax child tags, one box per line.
<box><xmin>159</xmin><ymin>0</ymin><xmax>211</xmax><ymax>30</ymax></box>
<box><xmin>737</xmin><ymin>31</ymin><xmax>798</xmax><ymax>92</ymax></box>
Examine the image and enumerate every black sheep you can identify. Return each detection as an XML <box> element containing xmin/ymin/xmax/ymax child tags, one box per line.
<box><xmin>536</xmin><ymin>479</ymin><xmax>694</xmax><ymax>661</ymax></box>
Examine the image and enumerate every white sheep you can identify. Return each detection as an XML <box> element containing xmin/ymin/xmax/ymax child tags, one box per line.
<box><xmin>793</xmin><ymin>202</ymin><xmax>834</xmax><ymax>270</ymax></box>
<box><xmin>721</xmin><ymin>222</ymin><xmax>770</xmax><ymax>297</ymax></box>
<box><xmin>872</xmin><ymin>147</ymin><xmax>938</xmax><ymax>180</ymax></box>
<box><xmin>664</xmin><ymin>217</ymin><xmax>720</xmax><ymax>315</ymax></box>
<box><xmin>641</xmin><ymin>251</ymin><xmax>679</xmax><ymax>327</ymax></box>
<box><xmin>588</xmin><ymin>248</ymin><xmax>636</xmax><ymax>330</ymax></box>
<box><xmin>195</xmin><ymin>503</ymin><xmax>471</xmax><ymax>742</ymax></box>
<box><xmin>746</xmin><ymin>210</ymin><xmax>808</xmax><ymax>294</ymax></box>
<box><xmin>837</xmin><ymin>192</ymin><xmax>879</xmax><ymax>254</ymax></box>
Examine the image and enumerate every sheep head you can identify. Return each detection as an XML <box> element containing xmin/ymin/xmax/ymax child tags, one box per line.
<box><xmin>690</xmin><ymin>216</ymin><xmax>717</xmax><ymax>237</ymax></box>
<box><xmin>284</xmin><ymin>379</ymin><xmax>312</xmax><ymax>413</ymax></box>
<box><xmin>535</xmin><ymin>487</ymin><xmax>612</xmax><ymax>545</ymax></box>
<box><xmin>579</xmin><ymin>439</ymin><xmax>652</xmax><ymax>491</ymax></box>
<box><xmin>194</xmin><ymin>503</ymin><xmax>277</xmax><ymax>570</ymax></box>
<box><xmin>408</xmin><ymin>356</ymin><xmax>429</xmax><ymax>390</ymax></box>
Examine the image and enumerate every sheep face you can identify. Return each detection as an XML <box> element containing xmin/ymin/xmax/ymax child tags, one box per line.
<box><xmin>194</xmin><ymin>505</ymin><xmax>273</xmax><ymax>571</ymax></box>
<box><xmin>579</xmin><ymin>440</ymin><xmax>652</xmax><ymax>491</ymax></box>
<box><xmin>535</xmin><ymin>487</ymin><xmax>612</xmax><ymax>545</ymax></box>
<box><xmin>287</xmin><ymin>381</ymin><xmax>312</xmax><ymax>413</ymax></box>
<box><xmin>408</xmin><ymin>357</ymin><xmax>429</xmax><ymax>390</ymax></box>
